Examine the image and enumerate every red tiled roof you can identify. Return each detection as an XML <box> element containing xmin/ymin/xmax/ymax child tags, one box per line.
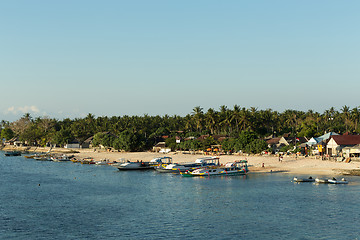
<box><xmin>331</xmin><ymin>135</ymin><xmax>360</xmax><ymax>145</ymax></box>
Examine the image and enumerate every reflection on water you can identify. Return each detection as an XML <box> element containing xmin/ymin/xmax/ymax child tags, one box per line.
<box><xmin>1</xmin><ymin>152</ymin><xmax>360</xmax><ymax>239</ymax></box>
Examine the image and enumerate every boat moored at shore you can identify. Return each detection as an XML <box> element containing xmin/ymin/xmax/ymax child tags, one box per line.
<box><xmin>328</xmin><ymin>178</ymin><xmax>348</xmax><ymax>184</ymax></box>
<box><xmin>293</xmin><ymin>177</ymin><xmax>315</xmax><ymax>182</ymax></box>
<box><xmin>4</xmin><ymin>151</ymin><xmax>22</xmax><ymax>156</ymax></box>
<box><xmin>153</xmin><ymin>157</ymin><xmax>174</xmax><ymax>172</ymax></box>
<box><xmin>315</xmin><ymin>178</ymin><xmax>329</xmax><ymax>183</ymax></box>
<box><xmin>181</xmin><ymin>160</ymin><xmax>248</xmax><ymax>177</ymax></box>
<box><xmin>171</xmin><ymin>156</ymin><xmax>220</xmax><ymax>173</ymax></box>
<box><xmin>115</xmin><ymin>159</ymin><xmax>154</xmax><ymax>170</ymax></box>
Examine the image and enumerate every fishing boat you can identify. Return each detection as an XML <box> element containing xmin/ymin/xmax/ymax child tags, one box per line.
<box><xmin>33</xmin><ymin>156</ymin><xmax>52</xmax><ymax>161</ymax></box>
<box><xmin>81</xmin><ymin>157</ymin><xmax>95</xmax><ymax>164</ymax></box>
<box><xmin>328</xmin><ymin>178</ymin><xmax>348</xmax><ymax>184</ymax></box>
<box><xmin>150</xmin><ymin>156</ymin><xmax>172</xmax><ymax>167</ymax></box>
<box><xmin>154</xmin><ymin>157</ymin><xmax>174</xmax><ymax>172</ymax></box>
<box><xmin>171</xmin><ymin>156</ymin><xmax>220</xmax><ymax>173</ymax></box>
<box><xmin>115</xmin><ymin>159</ymin><xmax>153</xmax><ymax>170</ymax></box>
<box><xmin>293</xmin><ymin>177</ymin><xmax>315</xmax><ymax>182</ymax></box>
<box><xmin>51</xmin><ymin>154</ymin><xmax>71</xmax><ymax>162</ymax></box>
<box><xmin>181</xmin><ymin>160</ymin><xmax>248</xmax><ymax>177</ymax></box>
<box><xmin>71</xmin><ymin>158</ymin><xmax>81</xmax><ymax>163</ymax></box>
<box><xmin>4</xmin><ymin>151</ymin><xmax>21</xmax><ymax>156</ymax></box>
<box><xmin>95</xmin><ymin>159</ymin><xmax>110</xmax><ymax>165</ymax></box>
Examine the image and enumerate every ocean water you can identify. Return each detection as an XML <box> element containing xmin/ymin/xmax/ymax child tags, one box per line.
<box><xmin>1</xmin><ymin>152</ymin><xmax>360</xmax><ymax>240</ymax></box>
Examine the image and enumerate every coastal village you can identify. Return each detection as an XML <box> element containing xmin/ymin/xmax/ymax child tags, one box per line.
<box><xmin>3</xmin><ymin>130</ymin><xmax>360</xmax><ymax>160</ymax></box>
<box><xmin>3</xmin><ymin>130</ymin><xmax>360</xmax><ymax>177</ymax></box>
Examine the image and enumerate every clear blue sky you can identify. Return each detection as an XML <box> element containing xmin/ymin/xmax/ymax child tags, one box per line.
<box><xmin>1</xmin><ymin>0</ymin><xmax>360</xmax><ymax>121</ymax></box>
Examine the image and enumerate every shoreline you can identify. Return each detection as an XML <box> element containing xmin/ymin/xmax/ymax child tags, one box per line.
<box><xmin>2</xmin><ymin>145</ymin><xmax>360</xmax><ymax>176</ymax></box>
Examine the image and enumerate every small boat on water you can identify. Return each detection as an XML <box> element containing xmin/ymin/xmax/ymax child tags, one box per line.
<box><xmin>181</xmin><ymin>160</ymin><xmax>248</xmax><ymax>177</ymax></box>
<box><xmin>4</xmin><ymin>151</ymin><xmax>21</xmax><ymax>156</ymax></box>
<box><xmin>293</xmin><ymin>177</ymin><xmax>315</xmax><ymax>182</ymax></box>
<box><xmin>153</xmin><ymin>157</ymin><xmax>174</xmax><ymax>172</ymax></box>
<box><xmin>171</xmin><ymin>157</ymin><xmax>220</xmax><ymax>173</ymax></box>
<box><xmin>328</xmin><ymin>178</ymin><xmax>348</xmax><ymax>184</ymax></box>
<box><xmin>33</xmin><ymin>154</ymin><xmax>52</xmax><ymax>161</ymax></box>
<box><xmin>115</xmin><ymin>159</ymin><xmax>153</xmax><ymax>170</ymax></box>
<box><xmin>51</xmin><ymin>154</ymin><xmax>71</xmax><ymax>162</ymax></box>
<box><xmin>315</xmin><ymin>178</ymin><xmax>329</xmax><ymax>183</ymax></box>
<box><xmin>81</xmin><ymin>157</ymin><xmax>95</xmax><ymax>164</ymax></box>
<box><xmin>70</xmin><ymin>157</ymin><xmax>81</xmax><ymax>163</ymax></box>
<box><xmin>150</xmin><ymin>156</ymin><xmax>172</xmax><ymax>167</ymax></box>
<box><xmin>95</xmin><ymin>159</ymin><xmax>110</xmax><ymax>165</ymax></box>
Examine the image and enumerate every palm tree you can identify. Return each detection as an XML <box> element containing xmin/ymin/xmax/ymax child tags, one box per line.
<box><xmin>351</xmin><ymin>107</ymin><xmax>360</xmax><ymax>133</ymax></box>
<box><xmin>205</xmin><ymin>108</ymin><xmax>217</xmax><ymax>134</ymax></box>
<box><xmin>230</xmin><ymin>105</ymin><xmax>241</xmax><ymax>133</ymax></box>
<box><xmin>192</xmin><ymin>106</ymin><xmax>204</xmax><ymax>132</ymax></box>
<box><xmin>218</xmin><ymin>106</ymin><xmax>233</xmax><ymax>134</ymax></box>
<box><xmin>341</xmin><ymin>105</ymin><xmax>350</xmax><ymax>132</ymax></box>
<box><xmin>239</xmin><ymin>108</ymin><xmax>250</xmax><ymax>131</ymax></box>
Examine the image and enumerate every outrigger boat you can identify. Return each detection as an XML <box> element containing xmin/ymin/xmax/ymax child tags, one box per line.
<box><xmin>33</xmin><ymin>155</ymin><xmax>52</xmax><ymax>161</ymax></box>
<box><xmin>115</xmin><ymin>159</ymin><xmax>153</xmax><ymax>170</ymax></box>
<box><xmin>171</xmin><ymin>157</ymin><xmax>220</xmax><ymax>173</ymax></box>
<box><xmin>80</xmin><ymin>157</ymin><xmax>95</xmax><ymax>164</ymax></box>
<box><xmin>153</xmin><ymin>157</ymin><xmax>174</xmax><ymax>172</ymax></box>
<box><xmin>150</xmin><ymin>156</ymin><xmax>172</xmax><ymax>169</ymax></box>
<box><xmin>51</xmin><ymin>154</ymin><xmax>71</xmax><ymax>162</ymax></box>
<box><xmin>95</xmin><ymin>159</ymin><xmax>110</xmax><ymax>165</ymax></box>
<box><xmin>181</xmin><ymin>160</ymin><xmax>248</xmax><ymax>177</ymax></box>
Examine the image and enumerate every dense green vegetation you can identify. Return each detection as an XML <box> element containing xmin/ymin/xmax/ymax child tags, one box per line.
<box><xmin>0</xmin><ymin>105</ymin><xmax>358</xmax><ymax>153</ymax></box>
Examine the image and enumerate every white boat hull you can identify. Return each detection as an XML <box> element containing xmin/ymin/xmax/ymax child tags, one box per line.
<box><xmin>328</xmin><ymin>179</ymin><xmax>348</xmax><ymax>184</ymax></box>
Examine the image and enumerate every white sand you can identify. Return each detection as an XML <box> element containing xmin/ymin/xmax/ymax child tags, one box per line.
<box><xmin>4</xmin><ymin>146</ymin><xmax>360</xmax><ymax>176</ymax></box>
<box><xmin>73</xmin><ymin>149</ymin><xmax>360</xmax><ymax>176</ymax></box>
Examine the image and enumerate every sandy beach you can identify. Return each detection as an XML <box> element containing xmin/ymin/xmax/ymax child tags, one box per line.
<box><xmin>3</xmin><ymin>146</ymin><xmax>360</xmax><ymax>176</ymax></box>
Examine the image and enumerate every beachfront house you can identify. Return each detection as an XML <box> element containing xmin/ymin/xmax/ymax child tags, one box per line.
<box><xmin>266</xmin><ymin>137</ymin><xmax>290</xmax><ymax>152</ymax></box>
<box><xmin>327</xmin><ymin>135</ymin><xmax>360</xmax><ymax>156</ymax></box>
<box><xmin>342</xmin><ymin>144</ymin><xmax>360</xmax><ymax>160</ymax></box>
<box><xmin>307</xmin><ymin>132</ymin><xmax>339</xmax><ymax>146</ymax></box>
<box><xmin>81</xmin><ymin>136</ymin><xmax>93</xmax><ymax>148</ymax></box>
<box><xmin>266</xmin><ymin>137</ymin><xmax>281</xmax><ymax>149</ymax></box>
<box><xmin>64</xmin><ymin>139</ymin><xmax>81</xmax><ymax>149</ymax></box>
<box><xmin>306</xmin><ymin>132</ymin><xmax>339</xmax><ymax>155</ymax></box>
<box><xmin>153</xmin><ymin>142</ymin><xmax>171</xmax><ymax>153</ymax></box>
<box><xmin>4</xmin><ymin>137</ymin><xmax>24</xmax><ymax>147</ymax></box>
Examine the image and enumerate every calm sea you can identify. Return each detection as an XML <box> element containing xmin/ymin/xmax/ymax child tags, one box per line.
<box><xmin>1</xmin><ymin>152</ymin><xmax>360</xmax><ymax>240</ymax></box>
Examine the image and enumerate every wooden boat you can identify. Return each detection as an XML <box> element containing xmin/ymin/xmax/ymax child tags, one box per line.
<box><xmin>328</xmin><ymin>178</ymin><xmax>348</xmax><ymax>184</ymax></box>
<box><xmin>95</xmin><ymin>159</ymin><xmax>110</xmax><ymax>165</ymax></box>
<box><xmin>181</xmin><ymin>160</ymin><xmax>248</xmax><ymax>177</ymax></box>
<box><xmin>113</xmin><ymin>158</ymin><xmax>153</xmax><ymax>170</ymax></box>
<box><xmin>51</xmin><ymin>154</ymin><xmax>71</xmax><ymax>162</ymax></box>
<box><xmin>81</xmin><ymin>158</ymin><xmax>95</xmax><ymax>164</ymax></box>
<box><xmin>116</xmin><ymin>161</ymin><xmax>153</xmax><ymax>170</ymax></box>
<box><xmin>4</xmin><ymin>151</ymin><xmax>21</xmax><ymax>156</ymax></box>
<box><xmin>171</xmin><ymin>157</ymin><xmax>220</xmax><ymax>173</ymax></box>
<box><xmin>154</xmin><ymin>157</ymin><xmax>175</xmax><ymax>172</ymax></box>
<box><xmin>33</xmin><ymin>156</ymin><xmax>52</xmax><ymax>161</ymax></box>
<box><xmin>293</xmin><ymin>177</ymin><xmax>315</xmax><ymax>182</ymax></box>
<box><xmin>70</xmin><ymin>157</ymin><xmax>81</xmax><ymax>163</ymax></box>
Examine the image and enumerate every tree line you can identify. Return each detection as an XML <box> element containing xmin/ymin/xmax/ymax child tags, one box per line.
<box><xmin>0</xmin><ymin>105</ymin><xmax>358</xmax><ymax>153</ymax></box>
